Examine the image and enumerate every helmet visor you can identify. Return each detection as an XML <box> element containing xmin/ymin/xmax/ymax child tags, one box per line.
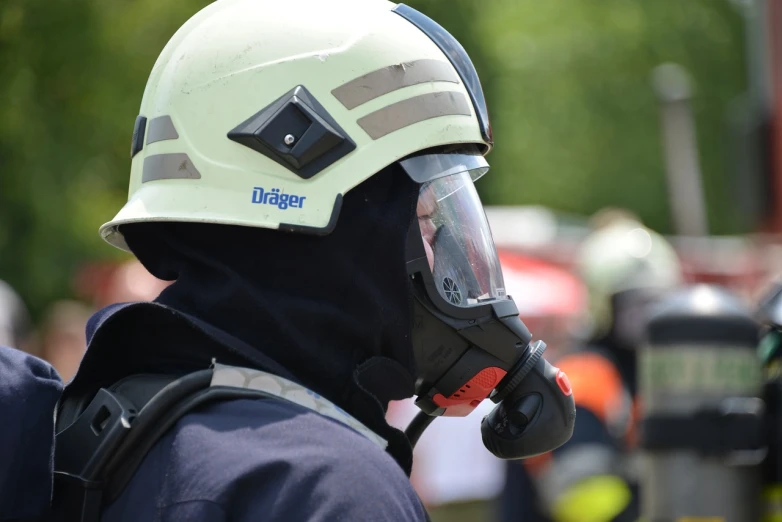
<box><xmin>400</xmin><ymin>147</ymin><xmax>489</xmax><ymax>184</ymax></box>
<box><xmin>412</xmin><ymin>167</ymin><xmax>506</xmax><ymax>307</ymax></box>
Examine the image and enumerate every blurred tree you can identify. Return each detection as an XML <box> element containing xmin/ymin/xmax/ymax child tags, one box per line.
<box><xmin>0</xmin><ymin>0</ymin><xmax>211</xmax><ymax>317</ymax></box>
<box><xmin>0</xmin><ymin>0</ymin><xmax>747</xmax><ymax>317</ymax></box>
<box><xmin>407</xmin><ymin>0</ymin><xmax>746</xmax><ymax>235</ymax></box>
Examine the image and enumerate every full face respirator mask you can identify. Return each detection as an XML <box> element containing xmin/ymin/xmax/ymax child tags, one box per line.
<box><xmin>400</xmin><ymin>147</ymin><xmax>576</xmax><ymax>459</ymax></box>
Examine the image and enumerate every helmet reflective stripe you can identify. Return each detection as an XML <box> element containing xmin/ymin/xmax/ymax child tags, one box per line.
<box><xmin>392</xmin><ymin>4</ymin><xmax>493</xmax><ymax>147</ymax></box>
<box><xmin>331</xmin><ymin>58</ymin><xmax>460</xmax><ymax>110</ymax></box>
<box><xmin>101</xmin><ymin>0</ymin><xmax>488</xmax><ymax>252</ymax></box>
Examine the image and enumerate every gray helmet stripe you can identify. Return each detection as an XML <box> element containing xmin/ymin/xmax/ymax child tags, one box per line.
<box><xmin>142</xmin><ymin>153</ymin><xmax>202</xmax><ymax>183</ymax></box>
<box><xmin>332</xmin><ymin>59</ymin><xmax>460</xmax><ymax>110</ymax></box>
<box><xmin>357</xmin><ymin>91</ymin><xmax>470</xmax><ymax>140</ymax></box>
<box><xmin>145</xmin><ymin>115</ymin><xmax>180</xmax><ymax>145</ymax></box>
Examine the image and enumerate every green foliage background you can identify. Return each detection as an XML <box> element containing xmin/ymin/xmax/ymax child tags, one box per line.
<box><xmin>0</xmin><ymin>0</ymin><xmax>748</xmax><ymax>317</ymax></box>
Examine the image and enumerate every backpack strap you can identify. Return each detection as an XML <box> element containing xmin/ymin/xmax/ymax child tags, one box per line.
<box><xmin>53</xmin><ymin>364</ymin><xmax>388</xmax><ymax>522</ymax></box>
<box><xmin>53</xmin><ymin>369</ymin><xmax>216</xmax><ymax>522</ymax></box>
<box><xmin>104</xmin><ymin>364</ymin><xmax>389</xmax><ymax>503</ymax></box>
<box><xmin>209</xmin><ymin>363</ymin><xmax>388</xmax><ymax>449</ymax></box>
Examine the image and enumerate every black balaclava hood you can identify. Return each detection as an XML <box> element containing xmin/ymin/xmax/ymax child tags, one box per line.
<box><xmin>122</xmin><ymin>163</ymin><xmax>420</xmax><ymax>468</ymax></box>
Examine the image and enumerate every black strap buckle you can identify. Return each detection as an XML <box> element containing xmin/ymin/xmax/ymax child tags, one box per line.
<box><xmin>53</xmin><ymin>388</ymin><xmax>137</xmax><ymax>522</ymax></box>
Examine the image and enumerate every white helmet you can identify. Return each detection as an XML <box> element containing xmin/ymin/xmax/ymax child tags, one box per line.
<box><xmin>576</xmin><ymin>215</ymin><xmax>683</xmax><ymax>341</ymax></box>
<box><xmin>98</xmin><ymin>0</ymin><xmax>558</xmax><ymax>424</ymax></box>
<box><xmin>100</xmin><ymin>0</ymin><xmax>491</xmax><ymax>251</ymax></box>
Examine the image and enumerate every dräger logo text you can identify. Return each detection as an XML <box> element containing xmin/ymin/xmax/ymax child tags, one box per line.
<box><xmin>251</xmin><ymin>187</ymin><xmax>306</xmax><ymax>210</ymax></box>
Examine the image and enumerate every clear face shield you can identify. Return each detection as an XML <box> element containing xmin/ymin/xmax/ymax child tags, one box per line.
<box><xmin>402</xmin><ymin>148</ymin><xmax>506</xmax><ymax>309</ymax></box>
<box><xmin>400</xmin><ymin>145</ymin><xmax>576</xmax><ymax>460</ymax></box>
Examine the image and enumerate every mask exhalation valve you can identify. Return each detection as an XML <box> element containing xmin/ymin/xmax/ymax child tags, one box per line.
<box><xmin>480</xmin><ymin>340</ymin><xmax>576</xmax><ymax>459</ymax></box>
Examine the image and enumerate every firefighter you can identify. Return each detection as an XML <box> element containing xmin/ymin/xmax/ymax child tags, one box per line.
<box><xmin>50</xmin><ymin>0</ymin><xmax>550</xmax><ymax>520</ymax></box>
<box><xmin>501</xmin><ymin>210</ymin><xmax>683</xmax><ymax>522</ymax></box>
<box><xmin>0</xmin><ymin>280</ymin><xmax>62</xmax><ymax>521</ymax></box>
<box><xmin>0</xmin><ymin>279</ymin><xmax>33</xmax><ymax>351</ymax></box>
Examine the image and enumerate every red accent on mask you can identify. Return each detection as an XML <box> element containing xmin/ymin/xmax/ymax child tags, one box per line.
<box><xmin>432</xmin><ymin>366</ymin><xmax>507</xmax><ymax>417</ymax></box>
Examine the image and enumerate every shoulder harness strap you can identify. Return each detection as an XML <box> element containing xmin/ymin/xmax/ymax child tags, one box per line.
<box><xmin>53</xmin><ymin>364</ymin><xmax>387</xmax><ymax>522</ymax></box>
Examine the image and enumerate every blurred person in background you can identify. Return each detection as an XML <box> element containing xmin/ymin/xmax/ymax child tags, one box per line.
<box><xmin>74</xmin><ymin>259</ymin><xmax>171</xmax><ymax>310</ymax></box>
<box><xmin>499</xmin><ymin>210</ymin><xmax>683</xmax><ymax>522</ymax></box>
<box><xmin>0</xmin><ymin>279</ymin><xmax>34</xmax><ymax>353</ymax></box>
<box><xmin>0</xmin><ymin>279</ymin><xmax>62</xmax><ymax>520</ymax></box>
<box><xmin>0</xmin><ymin>342</ymin><xmax>62</xmax><ymax>521</ymax></box>
<box><xmin>38</xmin><ymin>300</ymin><xmax>93</xmax><ymax>383</ymax></box>
<box><xmin>99</xmin><ymin>259</ymin><xmax>171</xmax><ymax>307</ymax></box>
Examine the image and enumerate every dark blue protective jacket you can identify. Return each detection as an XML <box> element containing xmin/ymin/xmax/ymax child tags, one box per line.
<box><xmin>104</xmin><ymin>398</ymin><xmax>426</xmax><ymax>521</ymax></box>
<box><xmin>0</xmin><ymin>346</ymin><xmax>63</xmax><ymax>521</ymax></box>
<box><xmin>62</xmin><ymin>303</ymin><xmax>429</xmax><ymax>522</ymax></box>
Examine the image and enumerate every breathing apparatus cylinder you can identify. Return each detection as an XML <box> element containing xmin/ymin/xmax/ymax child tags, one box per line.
<box><xmin>639</xmin><ymin>284</ymin><xmax>764</xmax><ymax>522</ymax></box>
<box><xmin>761</xmin><ymin>329</ymin><xmax>782</xmax><ymax>522</ymax></box>
<box><xmin>756</xmin><ymin>282</ymin><xmax>782</xmax><ymax>522</ymax></box>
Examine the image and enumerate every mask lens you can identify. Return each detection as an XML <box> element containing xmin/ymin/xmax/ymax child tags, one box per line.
<box><xmin>417</xmin><ymin>171</ymin><xmax>506</xmax><ymax>307</ymax></box>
